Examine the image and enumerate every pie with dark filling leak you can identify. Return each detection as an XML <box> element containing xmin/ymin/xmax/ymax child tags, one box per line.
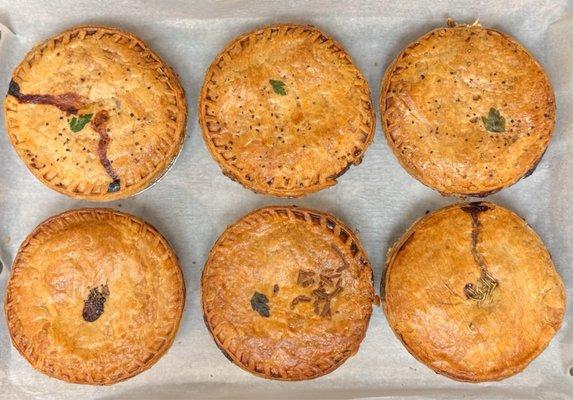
<box><xmin>380</xmin><ymin>21</ymin><xmax>556</xmax><ymax>196</ymax></box>
<box><xmin>4</xmin><ymin>208</ymin><xmax>185</xmax><ymax>385</ymax></box>
<box><xmin>201</xmin><ymin>206</ymin><xmax>375</xmax><ymax>380</ymax></box>
<box><xmin>4</xmin><ymin>25</ymin><xmax>186</xmax><ymax>201</ymax></box>
<box><xmin>384</xmin><ymin>201</ymin><xmax>565</xmax><ymax>382</ymax></box>
<box><xmin>199</xmin><ymin>24</ymin><xmax>375</xmax><ymax>197</ymax></box>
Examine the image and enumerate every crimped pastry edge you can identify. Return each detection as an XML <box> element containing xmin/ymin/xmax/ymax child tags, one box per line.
<box><xmin>4</xmin><ymin>207</ymin><xmax>186</xmax><ymax>385</ymax></box>
<box><xmin>199</xmin><ymin>23</ymin><xmax>376</xmax><ymax>198</ymax></box>
<box><xmin>4</xmin><ymin>25</ymin><xmax>188</xmax><ymax>201</ymax></box>
<box><xmin>201</xmin><ymin>205</ymin><xmax>375</xmax><ymax>380</ymax></box>
<box><xmin>379</xmin><ymin>22</ymin><xmax>556</xmax><ymax>197</ymax></box>
<box><xmin>382</xmin><ymin>201</ymin><xmax>566</xmax><ymax>382</ymax></box>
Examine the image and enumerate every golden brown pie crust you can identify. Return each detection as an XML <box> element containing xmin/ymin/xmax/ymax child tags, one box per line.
<box><xmin>199</xmin><ymin>24</ymin><xmax>375</xmax><ymax>197</ymax></box>
<box><xmin>380</xmin><ymin>22</ymin><xmax>555</xmax><ymax>196</ymax></box>
<box><xmin>5</xmin><ymin>208</ymin><xmax>185</xmax><ymax>385</ymax></box>
<box><xmin>4</xmin><ymin>25</ymin><xmax>187</xmax><ymax>201</ymax></box>
<box><xmin>201</xmin><ymin>206</ymin><xmax>374</xmax><ymax>380</ymax></box>
<box><xmin>384</xmin><ymin>201</ymin><xmax>565</xmax><ymax>382</ymax></box>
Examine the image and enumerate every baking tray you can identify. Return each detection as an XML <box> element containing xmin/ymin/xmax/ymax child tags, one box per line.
<box><xmin>0</xmin><ymin>1</ymin><xmax>571</xmax><ymax>399</ymax></box>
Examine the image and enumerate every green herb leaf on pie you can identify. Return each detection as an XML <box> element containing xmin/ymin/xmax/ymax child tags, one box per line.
<box><xmin>269</xmin><ymin>79</ymin><xmax>287</xmax><ymax>96</ymax></box>
<box><xmin>69</xmin><ymin>113</ymin><xmax>93</xmax><ymax>133</ymax></box>
<box><xmin>481</xmin><ymin>108</ymin><xmax>505</xmax><ymax>133</ymax></box>
<box><xmin>250</xmin><ymin>291</ymin><xmax>270</xmax><ymax>317</ymax></box>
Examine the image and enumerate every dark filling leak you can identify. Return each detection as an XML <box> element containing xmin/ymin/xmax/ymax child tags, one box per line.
<box><xmin>8</xmin><ymin>79</ymin><xmax>85</xmax><ymax>115</ymax></box>
<box><xmin>82</xmin><ymin>284</ymin><xmax>110</xmax><ymax>322</ymax></box>
<box><xmin>461</xmin><ymin>202</ymin><xmax>498</xmax><ymax>304</ymax></box>
<box><xmin>8</xmin><ymin>80</ymin><xmax>121</xmax><ymax>193</ymax></box>
<box><xmin>91</xmin><ymin>110</ymin><xmax>121</xmax><ymax>192</ymax></box>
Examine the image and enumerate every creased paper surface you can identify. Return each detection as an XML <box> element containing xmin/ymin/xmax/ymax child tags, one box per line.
<box><xmin>0</xmin><ymin>1</ymin><xmax>571</xmax><ymax>399</ymax></box>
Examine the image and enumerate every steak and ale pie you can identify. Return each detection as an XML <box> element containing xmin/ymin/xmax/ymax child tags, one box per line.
<box><xmin>384</xmin><ymin>202</ymin><xmax>565</xmax><ymax>382</ymax></box>
<box><xmin>5</xmin><ymin>208</ymin><xmax>185</xmax><ymax>385</ymax></box>
<box><xmin>202</xmin><ymin>206</ymin><xmax>375</xmax><ymax>380</ymax></box>
<box><xmin>380</xmin><ymin>21</ymin><xmax>556</xmax><ymax>196</ymax></box>
<box><xmin>4</xmin><ymin>25</ymin><xmax>186</xmax><ymax>200</ymax></box>
<box><xmin>200</xmin><ymin>24</ymin><xmax>375</xmax><ymax>197</ymax></box>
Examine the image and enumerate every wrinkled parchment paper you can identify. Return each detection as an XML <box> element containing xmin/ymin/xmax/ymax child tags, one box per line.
<box><xmin>0</xmin><ymin>1</ymin><xmax>571</xmax><ymax>398</ymax></box>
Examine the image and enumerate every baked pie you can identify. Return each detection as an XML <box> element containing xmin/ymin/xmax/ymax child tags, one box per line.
<box><xmin>201</xmin><ymin>206</ymin><xmax>374</xmax><ymax>380</ymax></box>
<box><xmin>380</xmin><ymin>21</ymin><xmax>555</xmax><ymax>196</ymax></box>
<box><xmin>200</xmin><ymin>24</ymin><xmax>375</xmax><ymax>197</ymax></box>
<box><xmin>5</xmin><ymin>208</ymin><xmax>185</xmax><ymax>385</ymax></box>
<box><xmin>384</xmin><ymin>202</ymin><xmax>565</xmax><ymax>382</ymax></box>
<box><xmin>4</xmin><ymin>25</ymin><xmax>186</xmax><ymax>200</ymax></box>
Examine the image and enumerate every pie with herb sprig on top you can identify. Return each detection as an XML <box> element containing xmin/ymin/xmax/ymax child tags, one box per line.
<box><xmin>202</xmin><ymin>206</ymin><xmax>375</xmax><ymax>380</ymax></box>
<box><xmin>5</xmin><ymin>208</ymin><xmax>185</xmax><ymax>385</ymax></box>
<box><xmin>384</xmin><ymin>202</ymin><xmax>565</xmax><ymax>382</ymax></box>
<box><xmin>4</xmin><ymin>25</ymin><xmax>186</xmax><ymax>201</ymax></box>
<box><xmin>380</xmin><ymin>20</ymin><xmax>555</xmax><ymax>197</ymax></box>
<box><xmin>199</xmin><ymin>24</ymin><xmax>375</xmax><ymax>197</ymax></box>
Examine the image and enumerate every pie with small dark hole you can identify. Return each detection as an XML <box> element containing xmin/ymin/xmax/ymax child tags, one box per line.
<box><xmin>380</xmin><ymin>21</ymin><xmax>555</xmax><ymax>196</ymax></box>
<box><xmin>201</xmin><ymin>206</ymin><xmax>375</xmax><ymax>380</ymax></box>
<box><xmin>199</xmin><ymin>24</ymin><xmax>375</xmax><ymax>197</ymax></box>
<box><xmin>384</xmin><ymin>201</ymin><xmax>565</xmax><ymax>382</ymax></box>
<box><xmin>4</xmin><ymin>25</ymin><xmax>186</xmax><ymax>200</ymax></box>
<box><xmin>4</xmin><ymin>208</ymin><xmax>185</xmax><ymax>385</ymax></box>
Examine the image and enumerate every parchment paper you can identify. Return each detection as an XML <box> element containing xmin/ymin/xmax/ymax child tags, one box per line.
<box><xmin>0</xmin><ymin>1</ymin><xmax>571</xmax><ymax>399</ymax></box>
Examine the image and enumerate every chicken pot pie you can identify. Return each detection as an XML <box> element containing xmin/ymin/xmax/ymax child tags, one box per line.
<box><xmin>4</xmin><ymin>25</ymin><xmax>186</xmax><ymax>201</ymax></box>
<box><xmin>384</xmin><ymin>201</ymin><xmax>565</xmax><ymax>382</ymax></box>
<box><xmin>202</xmin><ymin>206</ymin><xmax>375</xmax><ymax>380</ymax></box>
<box><xmin>5</xmin><ymin>208</ymin><xmax>185</xmax><ymax>385</ymax></box>
<box><xmin>200</xmin><ymin>24</ymin><xmax>375</xmax><ymax>197</ymax></box>
<box><xmin>380</xmin><ymin>21</ymin><xmax>555</xmax><ymax>196</ymax></box>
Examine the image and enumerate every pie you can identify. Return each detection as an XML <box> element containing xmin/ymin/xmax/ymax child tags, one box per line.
<box><xmin>199</xmin><ymin>24</ymin><xmax>375</xmax><ymax>197</ymax></box>
<box><xmin>201</xmin><ymin>206</ymin><xmax>375</xmax><ymax>379</ymax></box>
<box><xmin>5</xmin><ymin>208</ymin><xmax>185</xmax><ymax>385</ymax></box>
<box><xmin>380</xmin><ymin>21</ymin><xmax>555</xmax><ymax>196</ymax></box>
<box><xmin>384</xmin><ymin>201</ymin><xmax>565</xmax><ymax>382</ymax></box>
<box><xmin>4</xmin><ymin>25</ymin><xmax>186</xmax><ymax>200</ymax></box>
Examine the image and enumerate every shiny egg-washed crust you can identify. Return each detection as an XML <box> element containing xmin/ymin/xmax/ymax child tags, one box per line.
<box><xmin>383</xmin><ymin>202</ymin><xmax>565</xmax><ymax>382</ymax></box>
<box><xmin>202</xmin><ymin>206</ymin><xmax>375</xmax><ymax>380</ymax></box>
<box><xmin>4</xmin><ymin>25</ymin><xmax>187</xmax><ymax>201</ymax></box>
<box><xmin>5</xmin><ymin>208</ymin><xmax>185</xmax><ymax>385</ymax></box>
<box><xmin>380</xmin><ymin>22</ymin><xmax>556</xmax><ymax>196</ymax></box>
<box><xmin>199</xmin><ymin>24</ymin><xmax>375</xmax><ymax>197</ymax></box>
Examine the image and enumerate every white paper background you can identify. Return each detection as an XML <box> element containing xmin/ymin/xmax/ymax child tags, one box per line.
<box><xmin>0</xmin><ymin>1</ymin><xmax>571</xmax><ymax>399</ymax></box>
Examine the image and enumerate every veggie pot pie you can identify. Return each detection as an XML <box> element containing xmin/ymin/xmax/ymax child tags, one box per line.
<box><xmin>201</xmin><ymin>206</ymin><xmax>375</xmax><ymax>380</ymax></box>
<box><xmin>4</xmin><ymin>25</ymin><xmax>187</xmax><ymax>201</ymax></box>
<box><xmin>384</xmin><ymin>201</ymin><xmax>565</xmax><ymax>382</ymax></box>
<box><xmin>5</xmin><ymin>208</ymin><xmax>185</xmax><ymax>385</ymax></box>
<box><xmin>380</xmin><ymin>21</ymin><xmax>555</xmax><ymax>196</ymax></box>
<box><xmin>199</xmin><ymin>24</ymin><xmax>375</xmax><ymax>197</ymax></box>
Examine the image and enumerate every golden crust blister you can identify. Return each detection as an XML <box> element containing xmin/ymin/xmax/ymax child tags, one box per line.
<box><xmin>380</xmin><ymin>23</ymin><xmax>555</xmax><ymax>196</ymax></box>
<box><xmin>201</xmin><ymin>206</ymin><xmax>374</xmax><ymax>380</ymax></box>
<box><xmin>4</xmin><ymin>25</ymin><xmax>187</xmax><ymax>201</ymax></box>
<box><xmin>4</xmin><ymin>208</ymin><xmax>185</xmax><ymax>385</ymax></box>
<box><xmin>199</xmin><ymin>24</ymin><xmax>375</xmax><ymax>197</ymax></box>
<box><xmin>383</xmin><ymin>202</ymin><xmax>565</xmax><ymax>382</ymax></box>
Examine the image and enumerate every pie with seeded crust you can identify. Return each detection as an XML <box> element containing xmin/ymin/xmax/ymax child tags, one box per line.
<box><xmin>380</xmin><ymin>21</ymin><xmax>555</xmax><ymax>196</ymax></box>
<box><xmin>201</xmin><ymin>206</ymin><xmax>375</xmax><ymax>380</ymax></box>
<box><xmin>199</xmin><ymin>24</ymin><xmax>375</xmax><ymax>197</ymax></box>
<box><xmin>4</xmin><ymin>25</ymin><xmax>186</xmax><ymax>201</ymax></box>
<box><xmin>384</xmin><ymin>202</ymin><xmax>565</xmax><ymax>382</ymax></box>
<box><xmin>5</xmin><ymin>208</ymin><xmax>185</xmax><ymax>385</ymax></box>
